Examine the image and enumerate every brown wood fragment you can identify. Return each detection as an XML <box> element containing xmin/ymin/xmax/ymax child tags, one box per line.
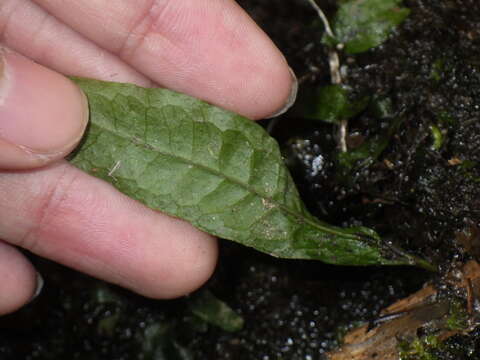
<box><xmin>466</xmin><ymin>278</ymin><xmax>474</xmax><ymax>315</ymax></box>
<box><xmin>326</xmin><ymin>261</ymin><xmax>480</xmax><ymax>360</ymax></box>
<box><xmin>447</xmin><ymin>157</ymin><xmax>462</xmax><ymax>166</ymax></box>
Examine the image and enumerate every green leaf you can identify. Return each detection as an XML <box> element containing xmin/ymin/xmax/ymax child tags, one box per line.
<box><xmin>368</xmin><ymin>96</ymin><xmax>394</xmax><ymax>119</ymax></box>
<box><xmin>188</xmin><ymin>290</ymin><xmax>243</xmax><ymax>332</ymax></box>
<box><xmin>69</xmin><ymin>77</ymin><xmax>409</xmax><ymax>266</ymax></box>
<box><xmin>338</xmin><ymin>135</ymin><xmax>390</xmax><ymax>170</ymax></box>
<box><xmin>338</xmin><ymin>116</ymin><xmax>403</xmax><ymax>171</ymax></box>
<box><xmin>327</xmin><ymin>0</ymin><xmax>410</xmax><ymax>54</ymax></box>
<box><xmin>141</xmin><ymin>323</ymin><xmax>194</xmax><ymax>360</ymax></box>
<box><xmin>304</xmin><ymin>84</ymin><xmax>369</xmax><ymax>124</ymax></box>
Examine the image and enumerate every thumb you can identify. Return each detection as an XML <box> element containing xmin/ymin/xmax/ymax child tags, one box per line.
<box><xmin>0</xmin><ymin>48</ymin><xmax>88</xmax><ymax>169</ymax></box>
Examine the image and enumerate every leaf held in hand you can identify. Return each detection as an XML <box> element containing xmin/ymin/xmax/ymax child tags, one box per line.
<box><xmin>70</xmin><ymin>77</ymin><xmax>409</xmax><ymax>266</ymax></box>
<box><xmin>326</xmin><ymin>0</ymin><xmax>410</xmax><ymax>54</ymax></box>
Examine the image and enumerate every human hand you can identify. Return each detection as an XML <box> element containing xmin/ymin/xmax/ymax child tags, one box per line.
<box><xmin>0</xmin><ymin>0</ymin><xmax>297</xmax><ymax>314</ymax></box>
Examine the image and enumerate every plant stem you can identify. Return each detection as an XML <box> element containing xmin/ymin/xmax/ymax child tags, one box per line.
<box><xmin>411</xmin><ymin>255</ymin><xmax>438</xmax><ymax>272</ymax></box>
<box><xmin>339</xmin><ymin>119</ymin><xmax>348</xmax><ymax>153</ymax></box>
<box><xmin>386</xmin><ymin>242</ymin><xmax>438</xmax><ymax>272</ymax></box>
<box><xmin>305</xmin><ymin>0</ymin><xmax>347</xmax><ymax>152</ymax></box>
<box><xmin>305</xmin><ymin>0</ymin><xmax>335</xmax><ymax>38</ymax></box>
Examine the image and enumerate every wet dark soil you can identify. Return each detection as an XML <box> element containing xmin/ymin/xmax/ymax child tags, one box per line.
<box><xmin>1</xmin><ymin>0</ymin><xmax>480</xmax><ymax>359</ymax></box>
<box><xmin>258</xmin><ymin>0</ymin><xmax>480</xmax><ymax>266</ymax></box>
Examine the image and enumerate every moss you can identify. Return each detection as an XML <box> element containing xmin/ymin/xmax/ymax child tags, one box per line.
<box><xmin>445</xmin><ymin>300</ymin><xmax>469</xmax><ymax>331</ymax></box>
<box><xmin>398</xmin><ymin>335</ymin><xmax>442</xmax><ymax>360</ymax></box>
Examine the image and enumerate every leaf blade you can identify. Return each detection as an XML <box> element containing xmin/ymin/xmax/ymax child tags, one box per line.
<box><xmin>304</xmin><ymin>84</ymin><xmax>369</xmax><ymax>124</ymax></box>
<box><xmin>70</xmin><ymin>77</ymin><xmax>406</xmax><ymax>266</ymax></box>
<box><xmin>327</xmin><ymin>0</ymin><xmax>410</xmax><ymax>54</ymax></box>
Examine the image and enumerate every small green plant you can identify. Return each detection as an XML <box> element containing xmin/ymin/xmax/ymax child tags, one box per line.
<box><xmin>305</xmin><ymin>0</ymin><xmax>410</xmax><ymax>154</ymax></box>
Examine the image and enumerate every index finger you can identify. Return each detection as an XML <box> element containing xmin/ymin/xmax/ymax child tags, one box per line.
<box><xmin>33</xmin><ymin>0</ymin><xmax>296</xmax><ymax>119</ymax></box>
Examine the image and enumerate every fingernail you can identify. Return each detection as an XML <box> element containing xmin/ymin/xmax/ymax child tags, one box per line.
<box><xmin>0</xmin><ymin>50</ymin><xmax>89</xmax><ymax>165</ymax></box>
<box><xmin>30</xmin><ymin>272</ymin><xmax>44</xmax><ymax>302</ymax></box>
<box><xmin>267</xmin><ymin>67</ymin><xmax>298</xmax><ymax>118</ymax></box>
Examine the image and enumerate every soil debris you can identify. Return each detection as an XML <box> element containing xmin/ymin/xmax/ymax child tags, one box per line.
<box><xmin>327</xmin><ymin>261</ymin><xmax>480</xmax><ymax>360</ymax></box>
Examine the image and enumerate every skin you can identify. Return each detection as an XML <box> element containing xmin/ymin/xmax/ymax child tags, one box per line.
<box><xmin>0</xmin><ymin>0</ymin><xmax>295</xmax><ymax>315</ymax></box>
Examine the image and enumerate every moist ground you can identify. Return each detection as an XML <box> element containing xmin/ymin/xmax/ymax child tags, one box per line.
<box><xmin>1</xmin><ymin>1</ymin><xmax>479</xmax><ymax>359</ymax></box>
